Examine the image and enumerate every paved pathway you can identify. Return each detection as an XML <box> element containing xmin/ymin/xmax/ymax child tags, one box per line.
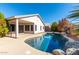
<box><xmin>0</xmin><ymin>33</ymin><xmax>50</xmax><ymax>55</ymax></box>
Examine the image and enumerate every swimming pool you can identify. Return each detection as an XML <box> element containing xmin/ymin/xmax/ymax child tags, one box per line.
<box><xmin>24</xmin><ymin>33</ymin><xmax>68</xmax><ymax>53</ymax></box>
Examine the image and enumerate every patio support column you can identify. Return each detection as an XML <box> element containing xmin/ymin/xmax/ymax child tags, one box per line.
<box><xmin>24</xmin><ymin>25</ymin><xmax>25</xmax><ymax>32</ymax></box>
<box><xmin>29</xmin><ymin>25</ymin><xmax>31</xmax><ymax>31</ymax></box>
<box><xmin>15</xmin><ymin>19</ymin><xmax>19</xmax><ymax>38</ymax></box>
<box><xmin>33</xmin><ymin>24</ymin><xmax>35</xmax><ymax>34</ymax></box>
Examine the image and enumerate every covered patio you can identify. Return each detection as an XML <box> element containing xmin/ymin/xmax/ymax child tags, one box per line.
<box><xmin>9</xmin><ymin>18</ymin><xmax>35</xmax><ymax>38</ymax></box>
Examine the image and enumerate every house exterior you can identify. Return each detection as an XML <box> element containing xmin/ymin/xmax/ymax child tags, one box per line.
<box><xmin>8</xmin><ymin>14</ymin><xmax>45</xmax><ymax>38</ymax></box>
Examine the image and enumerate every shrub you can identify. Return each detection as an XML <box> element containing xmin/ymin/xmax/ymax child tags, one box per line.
<box><xmin>0</xmin><ymin>12</ymin><xmax>9</xmax><ymax>37</ymax></box>
<box><xmin>0</xmin><ymin>25</ymin><xmax>9</xmax><ymax>37</ymax></box>
<box><xmin>51</xmin><ymin>22</ymin><xmax>58</xmax><ymax>32</ymax></box>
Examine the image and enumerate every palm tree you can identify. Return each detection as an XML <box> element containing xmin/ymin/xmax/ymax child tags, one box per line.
<box><xmin>68</xmin><ymin>8</ymin><xmax>79</xmax><ymax>19</ymax></box>
<box><xmin>67</xmin><ymin>7</ymin><xmax>79</xmax><ymax>35</ymax></box>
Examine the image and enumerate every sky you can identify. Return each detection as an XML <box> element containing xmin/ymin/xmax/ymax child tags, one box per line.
<box><xmin>0</xmin><ymin>3</ymin><xmax>78</xmax><ymax>24</ymax></box>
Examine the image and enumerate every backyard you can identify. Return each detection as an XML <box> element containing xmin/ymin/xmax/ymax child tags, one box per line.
<box><xmin>0</xmin><ymin>3</ymin><xmax>79</xmax><ymax>55</ymax></box>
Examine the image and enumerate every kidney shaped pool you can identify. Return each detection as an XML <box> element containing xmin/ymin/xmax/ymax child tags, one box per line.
<box><xmin>24</xmin><ymin>33</ymin><xmax>68</xmax><ymax>53</ymax></box>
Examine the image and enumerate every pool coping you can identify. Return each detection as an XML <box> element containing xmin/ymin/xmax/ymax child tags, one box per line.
<box><xmin>62</xmin><ymin>35</ymin><xmax>75</xmax><ymax>42</ymax></box>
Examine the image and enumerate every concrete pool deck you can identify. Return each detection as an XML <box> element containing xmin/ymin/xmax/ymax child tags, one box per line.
<box><xmin>0</xmin><ymin>33</ymin><xmax>51</xmax><ymax>55</ymax></box>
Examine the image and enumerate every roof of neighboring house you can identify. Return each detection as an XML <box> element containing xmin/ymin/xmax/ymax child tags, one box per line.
<box><xmin>7</xmin><ymin>14</ymin><xmax>45</xmax><ymax>26</ymax></box>
<box><xmin>44</xmin><ymin>23</ymin><xmax>51</xmax><ymax>27</ymax></box>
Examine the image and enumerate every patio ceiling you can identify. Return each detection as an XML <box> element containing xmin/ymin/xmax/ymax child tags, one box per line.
<box><xmin>9</xmin><ymin>19</ymin><xmax>33</xmax><ymax>24</ymax></box>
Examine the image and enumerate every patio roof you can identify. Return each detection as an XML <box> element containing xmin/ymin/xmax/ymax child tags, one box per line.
<box><xmin>8</xmin><ymin>14</ymin><xmax>39</xmax><ymax>19</ymax></box>
<box><xmin>7</xmin><ymin>14</ymin><xmax>45</xmax><ymax>26</ymax></box>
<box><xmin>9</xmin><ymin>19</ymin><xmax>33</xmax><ymax>24</ymax></box>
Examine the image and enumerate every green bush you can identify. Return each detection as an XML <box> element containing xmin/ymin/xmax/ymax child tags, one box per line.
<box><xmin>51</xmin><ymin>22</ymin><xmax>58</xmax><ymax>32</ymax></box>
<box><xmin>0</xmin><ymin>12</ymin><xmax>9</xmax><ymax>37</ymax></box>
<box><xmin>0</xmin><ymin>25</ymin><xmax>9</xmax><ymax>37</ymax></box>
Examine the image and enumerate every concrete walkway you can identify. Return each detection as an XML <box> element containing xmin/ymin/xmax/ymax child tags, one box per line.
<box><xmin>0</xmin><ymin>33</ymin><xmax>51</xmax><ymax>55</ymax></box>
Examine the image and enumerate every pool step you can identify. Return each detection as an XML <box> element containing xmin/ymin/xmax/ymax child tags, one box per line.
<box><xmin>39</xmin><ymin>36</ymin><xmax>52</xmax><ymax>51</ymax></box>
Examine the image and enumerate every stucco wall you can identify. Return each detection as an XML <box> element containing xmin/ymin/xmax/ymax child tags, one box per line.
<box><xmin>19</xmin><ymin>16</ymin><xmax>45</xmax><ymax>34</ymax></box>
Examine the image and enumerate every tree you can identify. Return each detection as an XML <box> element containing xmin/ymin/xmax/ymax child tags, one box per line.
<box><xmin>51</xmin><ymin>22</ymin><xmax>58</xmax><ymax>32</ymax></box>
<box><xmin>0</xmin><ymin>12</ymin><xmax>9</xmax><ymax>37</ymax></box>
<box><xmin>68</xmin><ymin>6</ymin><xmax>79</xmax><ymax>19</ymax></box>
<box><xmin>57</xmin><ymin>18</ymin><xmax>75</xmax><ymax>34</ymax></box>
<box><xmin>57</xmin><ymin>18</ymin><xmax>70</xmax><ymax>32</ymax></box>
<box><xmin>67</xmin><ymin>6</ymin><xmax>79</xmax><ymax>35</ymax></box>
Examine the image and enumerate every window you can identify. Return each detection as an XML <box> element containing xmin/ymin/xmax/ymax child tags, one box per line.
<box><xmin>10</xmin><ymin>24</ymin><xmax>15</xmax><ymax>31</ymax></box>
<box><xmin>31</xmin><ymin>25</ymin><xmax>33</xmax><ymax>31</ymax></box>
<box><xmin>35</xmin><ymin>25</ymin><xmax>37</xmax><ymax>31</ymax></box>
<box><xmin>40</xmin><ymin>26</ymin><xmax>42</xmax><ymax>31</ymax></box>
<box><xmin>25</xmin><ymin>25</ymin><xmax>29</xmax><ymax>31</ymax></box>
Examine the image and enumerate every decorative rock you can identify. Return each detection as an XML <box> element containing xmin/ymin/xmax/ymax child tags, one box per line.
<box><xmin>66</xmin><ymin>48</ymin><xmax>77</xmax><ymax>55</ymax></box>
<box><xmin>72</xmin><ymin>49</ymin><xmax>79</xmax><ymax>55</ymax></box>
<box><xmin>52</xmin><ymin>49</ymin><xmax>65</xmax><ymax>55</ymax></box>
<box><xmin>65</xmin><ymin>41</ymin><xmax>79</xmax><ymax>50</ymax></box>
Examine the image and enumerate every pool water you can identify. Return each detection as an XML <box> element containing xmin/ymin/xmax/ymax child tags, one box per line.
<box><xmin>24</xmin><ymin>33</ymin><xmax>68</xmax><ymax>53</ymax></box>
